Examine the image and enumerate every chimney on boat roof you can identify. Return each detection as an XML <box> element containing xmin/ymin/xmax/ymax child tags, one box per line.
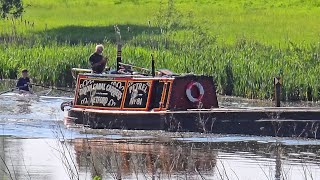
<box><xmin>116</xmin><ymin>44</ymin><xmax>122</xmax><ymax>71</ymax></box>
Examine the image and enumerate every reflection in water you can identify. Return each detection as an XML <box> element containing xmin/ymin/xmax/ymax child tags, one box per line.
<box><xmin>0</xmin><ymin>137</ymin><xmax>87</xmax><ymax>180</ymax></box>
<box><xmin>0</xmin><ymin>135</ymin><xmax>319</xmax><ymax>179</ymax></box>
<box><xmin>275</xmin><ymin>144</ymin><xmax>282</xmax><ymax>180</ymax></box>
<box><xmin>0</xmin><ymin>136</ymin><xmax>29</xmax><ymax>180</ymax></box>
<box><xmin>73</xmin><ymin>138</ymin><xmax>217</xmax><ymax>179</ymax></box>
<box><xmin>70</xmin><ymin>137</ymin><xmax>320</xmax><ymax>180</ymax></box>
<box><xmin>0</xmin><ymin>136</ymin><xmax>9</xmax><ymax>179</ymax></box>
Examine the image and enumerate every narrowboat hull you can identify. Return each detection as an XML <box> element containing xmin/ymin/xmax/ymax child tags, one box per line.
<box><xmin>65</xmin><ymin>44</ymin><xmax>320</xmax><ymax>139</ymax></box>
<box><xmin>66</xmin><ymin>69</ymin><xmax>320</xmax><ymax>138</ymax></box>
<box><xmin>65</xmin><ymin>107</ymin><xmax>320</xmax><ymax>139</ymax></box>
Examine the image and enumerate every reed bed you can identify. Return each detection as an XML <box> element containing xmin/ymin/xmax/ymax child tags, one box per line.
<box><xmin>128</xmin><ymin>34</ymin><xmax>320</xmax><ymax>101</ymax></box>
<box><xmin>0</xmin><ymin>0</ymin><xmax>320</xmax><ymax>101</ymax></box>
<box><xmin>1</xmin><ymin>38</ymin><xmax>319</xmax><ymax>101</ymax></box>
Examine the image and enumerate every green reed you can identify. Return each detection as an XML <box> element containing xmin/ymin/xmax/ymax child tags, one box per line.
<box><xmin>1</xmin><ymin>0</ymin><xmax>320</xmax><ymax>101</ymax></box>
<box><xmin>1</xmin><ymin>42</ymin><xmax>93</xmax><ymax>87</ymax></box>
<box><xmin>1</xmin><ymin>33</ymin><xmax>320</xmax><ymax>101</ymax></box>
<box><xmin>126</xmin><ymin>32</ymin><xmax>320</xmax><ymax>101</ymax></box>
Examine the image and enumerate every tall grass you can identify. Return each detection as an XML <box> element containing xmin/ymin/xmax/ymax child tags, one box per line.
<box><xmin>0</xmin><ymin>42</ymin><xmax>91</xmax><ymax>87</ymax></box>
<box><xmin>1</xmin><ymin>0</ymin><xmax>320</xmax><ymax>101</ymax></box>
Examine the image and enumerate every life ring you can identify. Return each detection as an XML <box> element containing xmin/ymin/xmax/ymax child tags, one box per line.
<box><xmin>186</xmin><ymin>82</ymin><xmax>205</xmax><ymax>103</ymax></box>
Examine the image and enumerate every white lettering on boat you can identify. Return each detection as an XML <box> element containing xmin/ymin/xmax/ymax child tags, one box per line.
<box><xmin>128</xmin><ymin>83</ymin><xmax>148</xmax><ymax>94</ymax></box>
<box><xmin>111</xmin><ymin>81</ymin><xmax>124</xmax><ymax>90</ymax></box>
<box><xmin>79</xmin><ymin>80</ymin><xmax>95</xmax><ymax>96</ymax></box>
<box><xmin>129</xmin><ymin>97</ymin><xmax>143</xmax><ymax>106</ymax></box>
<box><xmin>105</xmin><ymin>84</ymin><xmax>123</xmax><ymax>101</ymax></box>
<box><xmin>91</xmin><ymin>96</ymin><xmax>109</xmax><ymax>106</ymax></box>
<box><xmin>107</xmin><ymin>99</ymin><xmax>116</xmax><ymax>106</ymax></box>
<box><xmin>78</xmin><ymin>79</ymin><xmax>125</xmax><ymax>107</ymax></box>
<box><xmin>81</xmin><ymin>97</ymin><xmax>88</xmax><ymax>105</ymax></box>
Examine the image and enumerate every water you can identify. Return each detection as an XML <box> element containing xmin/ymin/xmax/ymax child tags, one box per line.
<box><xmin>0</xmin><ymin>82</ymin><xmax>320</xmax><ymax>179</ymax></box>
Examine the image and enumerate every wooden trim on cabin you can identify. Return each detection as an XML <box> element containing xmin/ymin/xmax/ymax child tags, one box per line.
<box><xmin>146</xmin><ymin>80</ymin><xmax>154</xmax><ymax>110</ymax></box>
<box><xmin>120</xmin><ymin>80</ymin><xmax>129</xmax><ymax>109</ymax></box>
<box><xmin>164</xmin><ymin>80</ymin><xmax>173</xmax><ymax>109</ymax></box>
<box><xmin>160</xmin><ymin>82</ymin><xmax>167</xmax><ymax>110</ymax></box>
<box><xmin>73</xmin><ymin>74</ymin><xmax>85</xmax><ymax>106</ymax></box>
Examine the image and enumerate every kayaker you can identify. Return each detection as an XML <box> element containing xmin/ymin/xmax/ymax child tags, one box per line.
<box><xmin>16</xmin><ymin>69</ymin><xmax>32</xmax><ymax>92</ymax></box>
<box><xmin>89</xmin><ymin>44</ymin><xmax>107</xmax><ymax>74</ymax></box>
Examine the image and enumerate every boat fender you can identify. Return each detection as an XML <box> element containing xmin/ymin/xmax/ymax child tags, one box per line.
<box><xmin>186</xmin><ymin>82</ymin><xmax>204</xmax><ymax>103</ymax></box>
<box><xmin>60</xmin><ymin>101</ymin><xmax>73</xmax><ymax>111</ymax></box>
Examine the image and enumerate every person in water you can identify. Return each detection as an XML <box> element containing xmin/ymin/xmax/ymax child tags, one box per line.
<box><xmin>16</xmin><ymin>69</ymin><xmax>32</xmax><ymax>92</ymax></box>
<box><xmin>89</xmin><ymin>44</ymin><xmax>107</xmax><ymax>74</ymax></box>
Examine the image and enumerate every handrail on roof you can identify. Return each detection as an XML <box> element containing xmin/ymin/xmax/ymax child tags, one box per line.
<box><xmin>71</xmin><ymin>67</ymin><xmax>179</xmax><ymax>80</ymax></box>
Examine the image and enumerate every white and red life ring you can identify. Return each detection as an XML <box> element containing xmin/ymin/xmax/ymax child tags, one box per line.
<box><xmin>186</xmin><ymin>82</ymin><xmax>204</xmax><ymax>103</ymax></box>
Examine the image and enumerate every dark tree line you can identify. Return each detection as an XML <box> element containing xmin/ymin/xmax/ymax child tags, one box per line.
<box><xmin>0</xmin><ymin>0</ymin><xmax>23</xmax><ymax>18</ymax></box>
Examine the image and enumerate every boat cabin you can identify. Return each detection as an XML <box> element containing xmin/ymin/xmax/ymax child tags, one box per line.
<box><xmin>73</xmin><ymin>73</ymin><xmax>219</xmax><ymax>112</ymax></box>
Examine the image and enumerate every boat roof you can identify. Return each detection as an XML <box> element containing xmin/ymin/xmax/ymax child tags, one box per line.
<box><xmin>79</xmin><ymin>73</ymin><xmax>175</xmax><ymax>80</ymax></box>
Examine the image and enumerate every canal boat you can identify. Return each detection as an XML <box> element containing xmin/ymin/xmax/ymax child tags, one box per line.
<box><xmin>63</xmin><ymin>46</ymin><xmax>320</xmax><ymax>139</ymax></box>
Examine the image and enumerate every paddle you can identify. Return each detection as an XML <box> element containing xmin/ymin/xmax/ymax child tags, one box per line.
<box><xmin>0</xmin><ymin>88</ymin><xmax>15</xmax><ymax>95</ymax></box>
<box><xmin>0</xmin><ymin>85</ymin><xmax>34</xmax><ymax>95</ymax></box>
<box><xmin>30</xmin><ymin>83</ymin><xmax>73</xmax><ymax>92</ymax></box>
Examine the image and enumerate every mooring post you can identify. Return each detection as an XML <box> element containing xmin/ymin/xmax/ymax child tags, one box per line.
<box><xmin>116</xmin><ymin>44</ymin><xmax>122</xmax><ymax>71</ymax></box>
<box><xmin>274</xmin><ymin>76</ymin><xmax>281</xmax><ymax>107</ymax></box>
<box><xmin>151</xmin><ymin>54</ymin><xmax>155</xmax><ymax>77</ymax></box>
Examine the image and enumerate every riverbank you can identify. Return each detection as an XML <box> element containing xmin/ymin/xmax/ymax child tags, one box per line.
<box><xmin>1</xmin><ymin>0</ymin><xmax>320</xmax><ymax>101</ymax></box>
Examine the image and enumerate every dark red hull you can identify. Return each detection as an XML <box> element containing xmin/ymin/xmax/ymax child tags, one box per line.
<box><xmin>66</xmin><ymin>107</ymin><xmax>320</xmax><ymax>139</ymax></box>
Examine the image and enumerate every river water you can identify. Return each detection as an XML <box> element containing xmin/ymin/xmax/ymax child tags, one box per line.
<box><xmin>0</xmin><ymin>82</ymin><xmax>320</xmax><ymax>179</ymax></box>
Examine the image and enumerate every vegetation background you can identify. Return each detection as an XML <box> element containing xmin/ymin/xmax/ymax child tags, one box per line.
<box><xmin>1</xmin><ymin>0</ymin><xmax>320</xmax><ymax>101</ymax></box>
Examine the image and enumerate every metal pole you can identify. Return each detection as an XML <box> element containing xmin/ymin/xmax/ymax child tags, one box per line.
<box><xmin>274</xmin><ymin>77</ymin><xmax>281</xmax><ymax>107</ymax></box>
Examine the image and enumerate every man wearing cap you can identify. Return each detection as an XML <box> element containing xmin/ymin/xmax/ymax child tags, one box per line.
<box><xmin>16</xmin><ymin>69</ymin><xmax>31</xmax><ymax>92</ymax></box>
<box><xmin>89</xmin><ymin>44</ymin><xmax>107</xmax><ymax>74</ymax></box>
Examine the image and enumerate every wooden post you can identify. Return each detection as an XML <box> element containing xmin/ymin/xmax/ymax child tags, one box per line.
<box><xmin>274</xmin><ymin>77</ymin><xmax>281</xmax><ymax>107</ymax></box>
<box><xmin>116</xmin><ymin>44</ymin><xmax>122</xmax><ymax>71</ymax></box>
<box><xmin>151</xmin><ymin>54</ymin><xmax>155</xmax><ymax>77</ymax></box>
